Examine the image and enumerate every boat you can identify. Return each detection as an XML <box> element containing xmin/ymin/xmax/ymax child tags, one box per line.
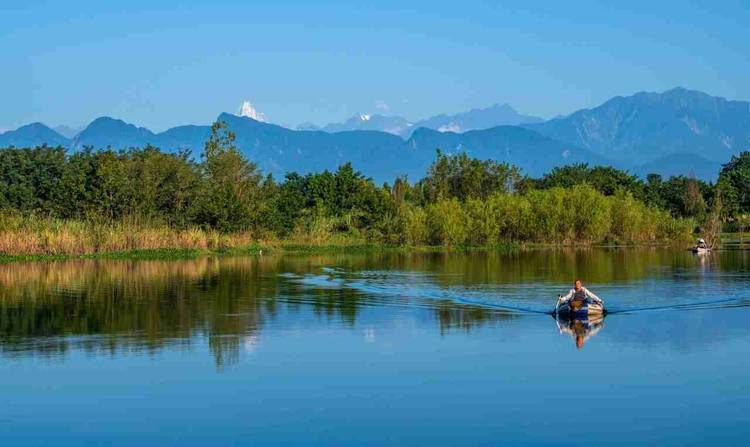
<box><xmin>554</xmin><ymin>297</ymin><xmax>606</xmax><ymax>319</ymax></box>
<box><xmin>690</xmin><ymin>238</ymin><xmax>710</xmax><ymax>254</ymax></box>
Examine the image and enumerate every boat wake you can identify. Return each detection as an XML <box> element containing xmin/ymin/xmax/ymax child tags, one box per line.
<box><xmin>283</xmin><ymin>268</ymin><xmax>750</xmax><ymax>317</ymax></box>
<box><xmin>606</xmin><ymin>297</ymin><xmax>750</xmax><ymax>315</ymax></box>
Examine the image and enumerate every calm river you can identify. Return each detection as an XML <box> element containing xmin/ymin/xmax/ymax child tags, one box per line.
<box><xmin>1</xmin><ymin>249</ymin><xmax>749</xmax><ymax>446</ymax></box>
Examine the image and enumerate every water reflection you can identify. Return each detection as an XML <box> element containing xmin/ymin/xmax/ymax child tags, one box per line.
<box><xmin>0</xmin><ymin>249</ymin><xmax>748</xmax><ymax>367</ymax></box>
<box><xmin>555</xmin><ymin>315</ymin><xmax>605</xmax><ymax>349</ymax></box>
<box><xmin>0</xmin><ymin>257</ymin><xmax>268</xmax><ymax>369</ymax></box>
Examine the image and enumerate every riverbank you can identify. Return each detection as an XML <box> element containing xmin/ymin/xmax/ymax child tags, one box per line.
<box><xmin>0</xmin><ymin>238</ymin><xmax>703</xmax><ymax>264</ymax></box>
<box><xmin>0</xmin><ymin>242</ymin><xmax>528</xmax><ymax>264</ymax></box>
<box><xmin>0</xmin><ymin>212</ymin><xmax>694</xmax><ymax>263</ymax></box>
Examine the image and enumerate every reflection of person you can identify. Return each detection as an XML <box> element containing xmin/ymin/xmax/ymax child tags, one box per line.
<box><xmin>557</xmin><ymin>315</ymin><xmax>604</xmax><ymax>350</ymax></box>
<box><xmin>558</xmin><ymin>279</ymin><xmax>603</xmax><ymax>311</ymax></box>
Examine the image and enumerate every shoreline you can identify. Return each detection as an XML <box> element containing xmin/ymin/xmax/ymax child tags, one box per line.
<box><xmin>0</xmin><ymin>240</ymin><xmax>693</xmax><ymax>264</ymax></box>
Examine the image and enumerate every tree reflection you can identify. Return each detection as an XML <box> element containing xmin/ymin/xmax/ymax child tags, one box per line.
<box><xmin>0</xmin><ymin>248</ymin><xmax>740</xmax><ymax>366</ymax></box>
<box><xmin>0</xmin><ymin>257</ymin><xmax>277</xmax><ymax>369</ymax></box>
<box><xmin>434</xmin><ymin>302</ymin><xmax>515</xmax><ymax>334</ymax></box>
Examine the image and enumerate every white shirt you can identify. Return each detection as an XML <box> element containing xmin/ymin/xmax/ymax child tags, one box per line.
<box><xmin>559</xmin><ymin>287</ymin><xmax>603</xmax><ymax>304</ymax></box>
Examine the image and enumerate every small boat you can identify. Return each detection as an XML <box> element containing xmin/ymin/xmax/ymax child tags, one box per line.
<box><xmin>554</xmin><ymin>297</ymin><xmax>606</xmax><ymax>319</ymax></box>
<box><xmin>690</xmin><ymin>238</ymin><xmax>710</xmax><ymax>254</ymax></box>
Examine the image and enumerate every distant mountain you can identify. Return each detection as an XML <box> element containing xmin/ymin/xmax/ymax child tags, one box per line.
<box><xmin>69</xmin><ymin>117</ymin><xmax>211</xmax><ymax>154</ymax></box>
<box><xmin>0</xmin><ymin>112</ymin><xmax>723</xmax><ymax>181</ymax></box>
<box><xmin>405</xmin><ymin>126</ymin><xmax>604</xmax><ymax>177</ymax></box>
<box><xmin>307</xmin><ymin>113</ymin><xmax>413</xmax><ymax>136</ymax></box>
<box><xmin>631</xmin><ymin>152</ymin><xmax>722</xmax><ymax>181</ymax></box>
<box><xmin>238</xmin><ymin>100</ymin><xmax>267</xmax><ymax>122</ymax></box>
<box><xmin>53</xmin><ymin>125</ymin><xmax>83</xmax><ymax>139</ymax></box>
<box><xmin>217</xmin><ymin>113</ymin><xmax>412</xmax><ymax>180</ymax></box>
<box><xmin>71</xmin><ymin>117</ymin><xmax>158</xmax><ymax>151</ymax></box>
<box><xmin>308</xmin><ymin>103</ymin><xmax>543</xmax><ymax>137</ymax></box>
<box><xmin>217</xmin><ymin>114</ymin><xmax>603</xmax><ymax>180</ymax></box>
<box><xmin>525</xmin><ymin>87</ymin><xmax>750</xmax><ymax>166</ymax></box>
<box><xmin>155</xmin><ymin>125</ymin><xmax>211</xmax><ymax>154</ymax></box>
<box><xmin>412</xmin><ymin>103</ymin><xmax>543</xmax><ymax>135</ymax></box>
<box><xmin>0</xmin><ymin>123</ymin><xmax>69</xmax><ymax>148</ymax></box>
<box><xmin>295</xmin><ymin>122</ymin><xmax>321</xmax><ymax>131</ymax></box>
<box><xmin>3</xmin><ymin>88</ymin><xmax>748</xmax><ymax>181</ymax></box>
<box><xmin>61</xmin><ymin>113</ymin><xmax>597</xmax><ymax>182</ymax></box>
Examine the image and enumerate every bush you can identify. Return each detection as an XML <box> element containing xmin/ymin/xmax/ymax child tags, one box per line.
<box><xmin>426</xmin><ymin>198</ymin><xmax>467</xmax><ymax>246</ymax></box>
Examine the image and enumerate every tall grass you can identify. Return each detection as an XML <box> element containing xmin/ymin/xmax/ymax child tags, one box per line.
<box><xmin>0</xmin><ymin>212</ymin><xmax>256</xmax><ymax>257</ymax></box>
<box><xmin>0</xmin><ymin>185</ymin><xmax>694</xmax><ymax>258</ymax></box>
<box><xmin>401</xmin><ymin>186</ymin><xmax>694</xmax><ymax>246</ymax></box>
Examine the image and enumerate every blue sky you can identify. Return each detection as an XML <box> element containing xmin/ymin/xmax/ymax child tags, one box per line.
<box><xmin>1</xmin><ymin>0</ymin><xmax>748</xmax><ymax>131</ymax></box>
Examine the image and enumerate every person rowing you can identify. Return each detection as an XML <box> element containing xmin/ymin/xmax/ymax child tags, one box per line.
<box><xmin>555</xmin><ymin>279</ymin><xmax>604</xmax><ymax>316</ymax></box>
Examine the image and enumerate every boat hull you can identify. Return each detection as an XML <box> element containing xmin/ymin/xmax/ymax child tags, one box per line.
<box><xmin>554</xmin><ymin>300</ymin><xmax>605</xmax><ymax>319</ymax></box>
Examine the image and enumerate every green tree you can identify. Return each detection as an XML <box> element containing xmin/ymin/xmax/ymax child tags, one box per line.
<box><xmin>717</xmin><ymin>151</ymin><xmax>750</xmax><ymax>216</ymax></box>
<box><xmin>194</xmin><ymin>121</ymin><xmax>262</xmax><ymax>231</ymax></box>
<box><xmin>658</xmin><ymin>175</ymin><xmax>713</xmax><ymax>218</ymax></box>
<box><xmin>682</xmin><ymin>176</ymin><xmax>707</xmax><ymax>219</ymax></box>
<box><xmin>539</xmin><ymin>164</ymin><xmax>644</xmax><ymax>199</ymax></box>
<box><xmin>134</xmin><ymin>146</ymin><xmax>200</xmax><ymax>226</ymax></box>
<box><xmin>0</xmin><ymin>146</ymin><xmax>67</xmax><ymax>214</ymax></box>
<box><xmin>643</xmin><ymin>173</ymin><xmax>665</xmax><ymax>209</ymax></box>
<box><xmin>419</xmin><ymin>151</ymin><xmax>521</xmax><ymax>203</ymax></box>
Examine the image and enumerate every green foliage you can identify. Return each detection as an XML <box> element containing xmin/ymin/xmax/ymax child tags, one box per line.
<box><xmin>652</xmin><ymin>175</ymin><xmax>713</xmax><ymax>218</ymax></box>
<box><xmin>717</xmin><ymin>151</ymin><xmax>750</xmax><ymax>217</ymax></box>
<box><xmin>537</xmin><ymin>164</ymin><xmax>645</xmax><ymax>199</ymax></box>
<box><xmin>418</xmin><ymin>150</ymin><xmax>521</xmax><ymax>203</ymax></box>
<box><xmin>426</xmin><ymin>198</ymin><xmax>467</xmax><ymax>246</ymax></box>
<box><xmin>0</xmin><ymin>139</ymin><xmax>697</xmax><ymax>249</ymax></box>
<box><xmin>526</xmin><ymin>188</ymin><xmax>567</xmax><ymax>242</ymax></box>
<box><xmin>533</xmin><ymin>163</ymin><xmax>718</xmax><ymax>223</ymax></box>
<box><xmin>610</xmin><ymin>190</ymin><xmax>647</xmax><ymax>242</ymax></box>
<box><xmin>0</xmin><ymin>146</ymin><xmax>67</xmax><ymax>213</ymax></box>
<box><xmin>194</xmin><ymin>122</ymin><xmax>262</xmax><ymax>231</ymax></box>
<box><xmin>401</xmin><ymin>204</ymin><xmax>429</xmax><ymax>245</ymax></box>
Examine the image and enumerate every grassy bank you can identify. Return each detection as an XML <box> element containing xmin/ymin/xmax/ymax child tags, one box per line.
<box><xmin>0</xmin><ymin>234</ymin><xmax>520</xmax><ymax>264</ymax></box>
<box><xmin>0</xmin><ymin>206</ymin><xmax>694</xmax><ymax>264</ymax></box>
<box><xmin>0</xmin><ymin>213</ymin><xmax>261</xmax><ymax>257</ymax></box>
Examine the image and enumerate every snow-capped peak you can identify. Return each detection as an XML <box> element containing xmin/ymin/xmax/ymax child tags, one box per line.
<box><xmin>239</xmin><ymin>100</ymin><xmax>267</xmax><ymax>122</ymax></box>
<box><xmin>358</xmin><ymin>113</ymin><xmax>371</xmax><ymax>121</ymax></box>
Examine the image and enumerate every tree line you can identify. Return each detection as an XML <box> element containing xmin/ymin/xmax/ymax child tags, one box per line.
<box><xmin>2</xmin><ymin>121</ymin><xmax>747</xmax><ymax>247</ymax></box>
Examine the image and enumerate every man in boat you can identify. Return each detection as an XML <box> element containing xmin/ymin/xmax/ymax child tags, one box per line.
<box><xmin>558</xmin><ymin>279</ymin><xmax>603</xmax><ymax>311</ymax></box>
<box><xmin>696</xmin><ymin>238</ymin><xmax>708</xmax><ymax>249</ymax></box>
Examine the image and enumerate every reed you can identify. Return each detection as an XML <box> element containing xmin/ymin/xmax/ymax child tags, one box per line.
<box><xmin>0</xmin><ymin>185</ymin><xmax>694</xmax><ymax>260</ymax></box>
<box><xmin>0</xmin><ymin>212</ymin><xmax>257</xmax><ymax>257</ymax></box>
<box><xmin>403</xmin><ymin>186</ymin><xmax>694</xmax><ymax>246</ymax></box>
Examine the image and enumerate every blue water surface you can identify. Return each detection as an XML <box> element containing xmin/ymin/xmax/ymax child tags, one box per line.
<box><xmin>0</xmin><ymin>249</ymin><xmax>748</xmax><ymax>446</ymax></box>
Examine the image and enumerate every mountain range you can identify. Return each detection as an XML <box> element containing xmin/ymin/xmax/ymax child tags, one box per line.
<box><xmin>299</xmin><ymin>103</ymin><xmax>543</xmax><ymax>137</ymax></box>
<box><xmin>524</xmin><ymin>87</ymin><xmax>748</xmax><ymax>170</ymax></box>
<box><xmin>2</xmin><ymin>88</ymin><xmax>748</xmax><ymax>181</ymax></box>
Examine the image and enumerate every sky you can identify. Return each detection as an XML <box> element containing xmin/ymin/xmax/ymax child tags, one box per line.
<box><xmin>1</xmin><ymin>0</ymin><xmax>749</xmax><ymax>132</ymax></box>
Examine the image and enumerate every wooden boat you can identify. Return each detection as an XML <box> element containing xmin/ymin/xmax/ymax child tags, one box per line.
<box><xmin>690</xmin><ymin>247</ymin><xmax>710</xmax><ymax>254</ymax></box>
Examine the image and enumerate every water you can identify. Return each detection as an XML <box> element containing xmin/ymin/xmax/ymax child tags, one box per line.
<box><xmin>1</xmin><ymin>249</ymin><xmax>749</xmax><ymax>446</ymax></box>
